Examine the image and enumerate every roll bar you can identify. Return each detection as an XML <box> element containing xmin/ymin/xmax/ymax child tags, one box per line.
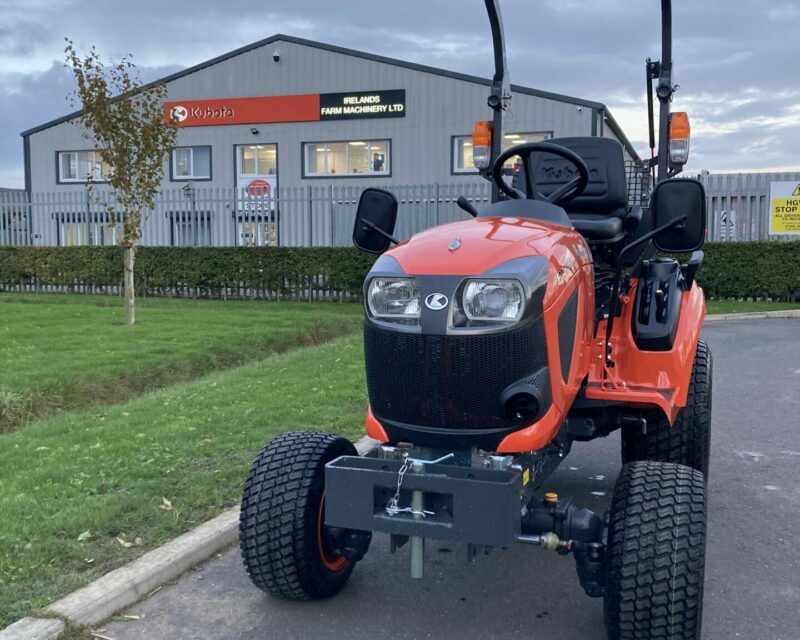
<box><xmin>484</xmin><ymin>0</ymin><xmax>677</xmax><ymax>191</ymax></box>
<box><xmin>484</xmin><ymin>0</ymin><xmax>511</xmax><ymax>203</ymax></box>
<box><xmin>648</xmin><ymin>0</ymin><xmax>677</xmax><ymax>183</ymax></box>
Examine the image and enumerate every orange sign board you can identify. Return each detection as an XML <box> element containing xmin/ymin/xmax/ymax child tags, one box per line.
<box><xmin>165</xmin><ymin>94</ymin><xmax>320</xmax><ymax>127</ymax></box>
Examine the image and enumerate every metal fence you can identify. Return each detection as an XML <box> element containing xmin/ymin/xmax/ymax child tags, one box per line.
<box><xmin>4</xmin><ymin>165</ymin><xmax>794</xmax><ymax>248</ymax></box>
<box><xmin>0</xmin><ymin>183</ymin><xmax>493</xmax><ymax>249</ymax></box>
<box><xmin>694</xmin><ymin>171</ymin><xmax>800</xmax><ymax>242</ymax></box>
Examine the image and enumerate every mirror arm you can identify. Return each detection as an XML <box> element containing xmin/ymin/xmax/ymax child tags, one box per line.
<box><xmin>360</xmin><ymin>218</ymin><xmax>400</xmax><ymax>245</ymax></box>
<box><xmin>456</xmin><ymin>196</ymin><xmax>480</xmax><ymax>218</ymax></box>
<box><xmin>602</xmin><ymin>214</ymin><xmax>687</xmax><ymax>368</ymax></box>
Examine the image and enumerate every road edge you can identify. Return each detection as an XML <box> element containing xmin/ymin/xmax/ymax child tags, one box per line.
<box><xmin>704</xmin><ymin>309</ymin><xmax>800</xmax><ymax>321</ymax></box>
<box><xmin>2</xmin><ymin>436</ymin><xmax>377</xmax><ymax>638</ymax></box>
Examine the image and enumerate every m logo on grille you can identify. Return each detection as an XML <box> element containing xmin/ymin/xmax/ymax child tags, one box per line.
<box><xmin>425</xmin><ymin>293</ymin><xmax>449</xmax><ymax>310</ymax></box>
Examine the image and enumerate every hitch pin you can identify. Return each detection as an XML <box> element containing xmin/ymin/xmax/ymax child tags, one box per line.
<box><xmin>406</xmin><ymin>453</ymin><xmax>455</xmax><ymax>465</ymax></box>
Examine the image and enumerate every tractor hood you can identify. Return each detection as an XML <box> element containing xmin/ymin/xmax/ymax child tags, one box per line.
<box><xmin>375</xmin><ymin>215</ymin><xmax>592</xmax><ymax>311</ymax></box>
<box><xmin>387</xmin><ymin>217</ymin><xmax>555</xmax><ymax>276</ymax></box>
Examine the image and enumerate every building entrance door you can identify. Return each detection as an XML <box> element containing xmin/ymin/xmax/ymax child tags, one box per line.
<box><xmin>235</xmin><ymin>144</ymin><xmax>277</xmax><ymax>246</ymax></box>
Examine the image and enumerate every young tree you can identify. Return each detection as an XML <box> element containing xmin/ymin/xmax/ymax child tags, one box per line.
<box><xmin>65</xmin><ymin>40</ymin><xmax>178</xmax><ymax>325</ymax></box>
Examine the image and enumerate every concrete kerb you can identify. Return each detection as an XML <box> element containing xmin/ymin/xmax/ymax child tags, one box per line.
<box><xmin>704</xmin><ymin>309</ymin><xmax>800</xmax><ymax>322</ymax></box>
<box><xmin>0</xmin><ymin>436</ymin><xmax>378</xmax><ymax>639</ymax></box>
<box><xmin>0</xmin><ymin>617</ymin><xmax>65</xmax><ymax>640</ymax></box>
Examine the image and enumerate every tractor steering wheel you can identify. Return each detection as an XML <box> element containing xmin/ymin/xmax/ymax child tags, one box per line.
<box><xmin>491</xmin><ymin>141</ymin><xmax>590</xmax><ymax>205</ymax></box>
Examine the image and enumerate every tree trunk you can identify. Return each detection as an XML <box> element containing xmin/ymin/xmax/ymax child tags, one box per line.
<box><xmin>123</xmin><ymin>245</ymin><xmax>136</xmax><ymax>325</ymax></box>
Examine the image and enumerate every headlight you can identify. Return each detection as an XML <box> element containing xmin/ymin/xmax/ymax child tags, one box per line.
<box><xmin>454</xmin><ymin>279</ymin><xmax>524</xmax><ymax>326</ymax></box>
<box><xmin>367</xmin><ymin>277</ymin><xmax>421</xmax><ymax>321</ymax></box>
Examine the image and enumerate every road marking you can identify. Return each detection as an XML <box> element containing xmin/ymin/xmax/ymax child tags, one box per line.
<box><xmin>736</xmin><ymin>451</ymin><xmax>766</xmax><ymax>461</ymax></box>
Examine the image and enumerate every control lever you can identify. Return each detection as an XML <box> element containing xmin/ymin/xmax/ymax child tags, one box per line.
<box><xmin>655</xmin><ymin>283</ymin><xmax>666</xmax><ymax>323</ymax></box>
<box><xmin>682</xmin><ymin>250</ymin><xmax>704</xmax><ymax>288</ymax></box>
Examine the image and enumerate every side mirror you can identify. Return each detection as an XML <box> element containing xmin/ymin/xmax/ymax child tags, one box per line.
<box><xmin>651</xmin><ymin>178</ymin><xmax>707</xmax><ymax>252</ymax></box>
<box><xmin>352</xmin><ymin>188</ymin><xmax>399</xmax><ymax>254</ymax></box>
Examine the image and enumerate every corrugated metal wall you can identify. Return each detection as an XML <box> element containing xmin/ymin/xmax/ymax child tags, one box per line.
<box><xmin>25</xmin><ymin>37</ymin><xmax>613</xmax><ymax>195</ymax></box>
<box><xmin>695</xmin><ymin>171</ymin><xmax>800</xmax><ymax>241</ymax></box>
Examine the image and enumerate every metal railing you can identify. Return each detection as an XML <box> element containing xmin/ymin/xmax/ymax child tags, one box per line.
<box><xmin>0</xmin><ymin>183</ymin><xmax>493</xmax><ymax>248</ymax></box>
<box><xmin>4</xmin><ymin>165</ymin><xmax>792</xmax><ymax>248</ymax></box>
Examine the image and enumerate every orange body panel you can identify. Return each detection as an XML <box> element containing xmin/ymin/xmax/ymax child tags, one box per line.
<box><xmin>496</xmin><ymin>263</ymin><xmax>595</xmax><ymax>453</ymax></box>
<box><xmin>585</xmin><ymin>279</ymin><xmax>705</xmax><ymax>423</ymax></box>
<box><xmin>365</xmin><ymin>405</ymin><xmax>389</xmax><ymax>441</ymax></box>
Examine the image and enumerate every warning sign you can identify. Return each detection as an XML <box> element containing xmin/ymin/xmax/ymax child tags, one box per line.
<box><xmin>769</xmin><ymin>181</ymin><xmax>800</xmax><ymax>235</ymax></box>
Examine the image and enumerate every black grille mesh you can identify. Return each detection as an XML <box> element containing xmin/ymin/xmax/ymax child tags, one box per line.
<box><xmin>365</xmin><ymin>320</ymin><xmax>548</xmax><ymax>430</ymax></box>
<box><xmin>557</xmin><ymin>289</ymin><xmax>579</xmax><ymax>384</ymax></box>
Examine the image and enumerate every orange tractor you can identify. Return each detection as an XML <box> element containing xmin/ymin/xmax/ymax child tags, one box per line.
<box><xmin>240</xmin><ymin>2</ymin><xmax>710</xmax><ymax>638</ymax></box>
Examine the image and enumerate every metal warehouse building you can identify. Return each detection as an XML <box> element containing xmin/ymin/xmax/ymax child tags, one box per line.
<box><xmin>17</xmin><ymin>34</ymin><xmax>641</xmax><ymax>247</ymax></box>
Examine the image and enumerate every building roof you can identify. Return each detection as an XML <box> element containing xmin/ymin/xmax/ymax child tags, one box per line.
<box><xmin>21</xmin><ymin>34</ymin><xmax>639</xmax><ymax>160</ymax></box>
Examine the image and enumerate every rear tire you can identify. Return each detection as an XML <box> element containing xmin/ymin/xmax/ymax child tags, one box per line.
<box><xmin>621</xmin><ymin>339</ymin><xmax>712</xmax><ymax>476</ymax></box>
<box><xmin>604</xmin><ymin>461</ymin><xmax>706</xmax><ymax>640</ymax></box>
<box><xmin>239</xmin><ymin>430</ymin><xmax>359</xmax><ymax>600</ymax></box>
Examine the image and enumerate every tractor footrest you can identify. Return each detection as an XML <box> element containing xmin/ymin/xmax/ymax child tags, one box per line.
<box><xmin>325</xmin><ymin>456</ymin><xmax>522</xmax><ymax>548</ymax></box>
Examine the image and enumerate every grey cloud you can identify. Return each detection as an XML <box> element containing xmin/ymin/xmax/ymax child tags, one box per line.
<box><xmin>0</xmin><ymin>21</ymin><xmax>50</xmax><ymax>57</ymax></box>
<box><xmin>0</xmin><ymin>61</ymin><xmax>181</xmax><ymax>187</ymax></box>
<box><xmin>0</xmin><ymin>0</ymin><xmax>797</xmax><ymax>186</ymax></box>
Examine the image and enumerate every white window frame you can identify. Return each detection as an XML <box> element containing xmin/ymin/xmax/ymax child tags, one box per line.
<box><xmin>236</xmin><ymin>144</ymin><xmax>277</xmax><ymax>178</ymax></box>
<box><xmin>302</xmin><ymin>139</ymin><xmax>391</xmax><ymax>178</ymax></box>
<box><xmin>57</xmin><ymin>150</ymin><xmax>110</xmax><ymax>183</ymax></box>
<box><xmin>171</xmin><ymin>146</ymin><xmax>212</xmax><ymax>181</ymax></box>
<box><xmin>452</xmin><ymin>132</ymin><xmax>553</xmax><ymax>174</ymax></box>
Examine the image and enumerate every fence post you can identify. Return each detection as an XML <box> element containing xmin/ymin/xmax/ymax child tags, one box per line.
<box><xmin>307</xmin><ymin>185</ymin><xmax>314</xmax><ymax>247</ymax></box>
<box><xmin>435</xmin><ymin>182</ymin><xmax>440</xmax><ymax>226</ymax></box>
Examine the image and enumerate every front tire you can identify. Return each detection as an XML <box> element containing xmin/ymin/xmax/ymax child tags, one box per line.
<box><xmin>239</xmin><ymin>430</ymin><xmax>359</xmax><ymax>600</ymax></box>
<box><xmin>621</xmin><ymin>339</ymin><xmax>712</xmax><ymax>476</ymax></box>
<box><xmin>604</xmin><ymin>461</ymin><xmax>707</xmax><ymax>640</ymax></box>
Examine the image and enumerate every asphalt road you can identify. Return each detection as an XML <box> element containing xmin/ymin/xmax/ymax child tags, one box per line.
<box><xmin>102</xmin><ymin>320</ymin><xmax>800</xmax><ymax>640</ymax></box>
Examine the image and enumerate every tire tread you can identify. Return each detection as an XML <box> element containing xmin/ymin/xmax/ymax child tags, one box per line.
<box><xmin>604</xmin><ymin>461</ymin><xmax>706</xmax><ymax>640</ymax></box>
<box><xmin>239</xmin><ymin>430</ymin><xmax>356</xmax><ymax>600</ymax></box>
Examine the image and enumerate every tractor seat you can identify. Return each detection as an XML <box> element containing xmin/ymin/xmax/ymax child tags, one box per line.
<box><xmin>530</xmin><ymin>137</ymin><xmax>638</xmax><ymax>243</ymax></box>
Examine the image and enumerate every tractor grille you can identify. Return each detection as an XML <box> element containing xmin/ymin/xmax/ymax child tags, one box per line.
<box><xmin>558</xmin><ymin>289</ymin><xmax>579</xmax><ymax>384</ymax></box>
<box><xmin>364</xmin><ymin>319</ymin><xmax>548</xmax><ymax>430</ymax></box>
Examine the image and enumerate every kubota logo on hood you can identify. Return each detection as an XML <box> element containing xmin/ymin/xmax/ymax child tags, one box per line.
<box><xmin>425</xmin><ymin>293</ymin><xmax>449</xmax><ymax>310</ymax></box>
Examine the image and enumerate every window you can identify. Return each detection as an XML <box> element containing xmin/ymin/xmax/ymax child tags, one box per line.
<box><xmin>170</xmin><ymin>212</ymin><xmax>212</xmax><ymax>246</ymax></box>
<box><xmin>62</xmin><ymin>222</ymin><xmax>116</xmax><ymax>247</ymax></box>
<box><xmin>171</xmin><ymin>146</ymin><xmax>212</xmax><ymax>180</ymax></box>
<box><xmin>303</xmin><ymin>140</ymin><xmax>390</xmax><ymax>177</ymax></box>
<box><xmin>239</xmin><ymin>222</ymin><xmax>277</xmax><ymax>247</ymax></box>
<box><xmin>57</xmin><ymin>151</ymin><xmax>111</xmax><ymax>183</ymax></box>
<box><xmin>237</xmin><ymin>144</ymin><xmax>276</xmax><ymax>176</ymax></box>
<box><xmin>452</xmin><ymin>132</ymin><xmax>553</xmax><ymax>174</ymax></box>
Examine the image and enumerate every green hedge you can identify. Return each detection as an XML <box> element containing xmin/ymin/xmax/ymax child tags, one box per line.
<box><xmin>0</xmin><ymin>246</ymin><xmax>377</xmax><ymax>300</ymax></box>
<box><xmin>0</xmin><ymin>242</ymin><xmax>797</xmax><ymax>300</ymax></box>
<box><xmin>681</xmin><ymin>241</ymin><xmax>799</xmax><ymax>301</ymax></box>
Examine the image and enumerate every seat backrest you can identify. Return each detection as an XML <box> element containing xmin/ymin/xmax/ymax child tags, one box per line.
<box><xmin>529</xmin><ymin>137</ymin><xmax>628</xmax><ymax>216</ymax></box>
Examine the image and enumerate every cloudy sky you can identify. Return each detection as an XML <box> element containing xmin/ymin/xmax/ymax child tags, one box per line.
<box><xmin>1</xmin><ymin>0</ymin><xmax>798</xmax><ymax>187</ymax></box>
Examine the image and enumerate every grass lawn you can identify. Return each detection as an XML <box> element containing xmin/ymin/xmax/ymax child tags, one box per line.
<box><xmin>0</xmin><ymin>293</ymin><xmax>362</xmax><ymax>430</ymax></box>
<box><xmin>705</xmin><ymin>299</ymin><xmax>800</xmax><ymax>315</ymax></box>
<box><xmin>0</xmin><ymin>334</ymin><xmax>367</xmax><ymax>628</ymax></box>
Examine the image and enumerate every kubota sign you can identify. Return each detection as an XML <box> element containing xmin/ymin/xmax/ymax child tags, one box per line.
<box><xmin>164</xmin><ymin>90</ymin><xmax>405</xmax><ymax>127</ymax></box>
